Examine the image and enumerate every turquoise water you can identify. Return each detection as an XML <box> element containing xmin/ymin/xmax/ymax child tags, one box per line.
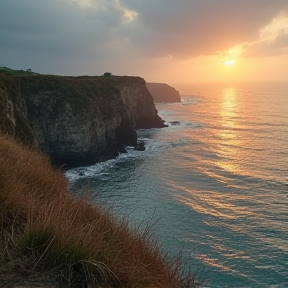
<box><xmin>66</xmin><ymin>82</ymin><xmax>288</xmax><ymax>287</ymax></box>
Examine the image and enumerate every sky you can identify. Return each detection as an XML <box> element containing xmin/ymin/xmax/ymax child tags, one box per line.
<box><xmin>1</xmin><ymin>0</ymin><xmax>288</xmax><ymax>85</ymax></box>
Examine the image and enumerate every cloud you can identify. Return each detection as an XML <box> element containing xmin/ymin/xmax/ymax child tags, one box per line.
<box><xmin>0</xmin><ymin>0</ymin><xmax>138</xmax><ymax>73</ymax></box>
<box><xmin>0</xmin><ymin>0</ymin><xmax>288</xmax><ymax>75</ymax></box>
<box><xmin>219</xmin><ymin>15</ymin><xmax>288</xmax><ymax>59</ymax></box>
<box><xmin>121</xmin><ymin>0</ymin><xmax>288</xmax><ymax>58</ymax></box>
<box><xmin>241</xmin><ymin>15</ymin><xmax>288</xmax><ymax>57</ymax></box>
<box><xmin>0</xmin><ymin>0</ymin><xmax>127</xmax><ymax>51</ymax></box>
<box><xmin>243</xmin><ymin>30</ymin><xmax>288</xmax><ymax>57</ymax></box>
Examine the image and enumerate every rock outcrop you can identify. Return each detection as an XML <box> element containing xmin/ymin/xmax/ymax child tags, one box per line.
<box><xmin>0</xmin><ymin>75</ymin><xmax>165</xmax><ymax>167</ymax></box>
<box><xmin>146</xmin><ymin>83</ymin><xmax>181</xmax><ymax>103</ymax></box>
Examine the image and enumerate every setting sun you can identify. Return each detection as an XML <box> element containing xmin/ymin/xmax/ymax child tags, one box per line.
<box><xmin>223</xmin><ymin>59</ymin><xmax>235</xmax><ymax>66</ymax></box>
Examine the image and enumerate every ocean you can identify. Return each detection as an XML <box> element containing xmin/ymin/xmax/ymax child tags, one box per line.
<box><xmin>66</xmin><ymin>81</ymin><xmax>288</xmax><ymax>288</ymax></box>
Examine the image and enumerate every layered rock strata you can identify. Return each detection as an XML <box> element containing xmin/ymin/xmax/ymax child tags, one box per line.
<box><xmin>0</xmin><ymin>75</ymin><xmax>165</xmax><ymax>167</ymax></box>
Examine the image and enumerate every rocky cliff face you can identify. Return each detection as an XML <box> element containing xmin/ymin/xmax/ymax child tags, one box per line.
<box><xmin>102</xmin><ymin>77</ymin><xmax>166</xmax><ymax>129</ymax></box>
<box><xmin>0</xmin><ymin>75</ymin><xmax>165</xmax><ymax>167</ymax></box>
<box><xmin>146</xmin><ymin>83</ymin><xmax>181</xmax><ymax>103</ymax></box>
<box><xmin>0</xmin><ymin>77</ymin><xmax>36</xmax><ymax>147</ymax></box>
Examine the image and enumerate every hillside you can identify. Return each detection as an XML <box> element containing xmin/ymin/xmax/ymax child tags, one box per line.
<box><xmin>0</xmin><ymin>134</ymin><xmax>198</xmax><ymax>288</ymax></box>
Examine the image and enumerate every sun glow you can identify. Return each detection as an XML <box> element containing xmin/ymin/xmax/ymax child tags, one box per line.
<box><xmin>223</xmin><ymin>59</ymin><xmax>235</xmax><ymax>66</ymax></box>
<box><xmin>219</xmin><ymin>46</ymin><xmax>242</xmax><ymax>67</ymax></box>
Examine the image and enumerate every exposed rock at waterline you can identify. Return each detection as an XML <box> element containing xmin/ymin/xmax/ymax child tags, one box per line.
<box><xmin>134</xmin><ymin>142</ymin><xmax>146</xmax><ymax>151</ymax></box>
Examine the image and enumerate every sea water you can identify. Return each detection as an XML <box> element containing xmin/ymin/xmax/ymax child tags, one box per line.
<box><xmin>66</xmin><ymin>82</ymin><xmax>288</xmax><ymax>288</ymax></box>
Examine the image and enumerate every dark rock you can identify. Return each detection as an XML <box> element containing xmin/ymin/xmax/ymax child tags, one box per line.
<box><xmin>170</xmin><ymin>121</ymin><xmax>180</xmax><ymax>126</ymax></box>
<box><xmin>118</xmin><ymin>144</ymin><xmax>128</xmax><ymax>154</ymax></box>
<box><xmin>146</xmin><ymin>83</ymin><xmax>181</xmax><ymax>103</ymax></box>
<box><xmin>0</xmin><ymin>74</ymin><xmax>165</xmax><ymax>168</ymax></box>
<box><xmin>134</xmin><ymin>142</ymin><xmax>146</xmax><ymax>151</ymax></box>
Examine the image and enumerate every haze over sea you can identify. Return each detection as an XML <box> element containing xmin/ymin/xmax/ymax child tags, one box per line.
<box><xmin>66</xmin><ymin>81</ymin><xmax>288</xmax><ymax>288</ymax></box>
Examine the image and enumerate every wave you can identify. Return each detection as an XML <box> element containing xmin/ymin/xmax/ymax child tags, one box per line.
<box><xmin>65</xmin><ymin>132</ymin><xmax>187</xmax><ymax>182</ymax></box>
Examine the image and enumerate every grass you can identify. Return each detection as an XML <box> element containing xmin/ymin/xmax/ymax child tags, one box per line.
<box><xmin>0</xmin><ymin>67</ymin><xmax>38</xmax><ymax>76</ymax></box>
<box><xmin>0</xmin><ymin>134</ymin><xmax>200</xmax><ymax>288</ymax></box>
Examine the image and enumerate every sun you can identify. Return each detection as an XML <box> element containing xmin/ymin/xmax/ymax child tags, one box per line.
<box><xmin>223</xmin><ymin>59</ymin><xmax>235</xmax><ymax>66</ymax></box>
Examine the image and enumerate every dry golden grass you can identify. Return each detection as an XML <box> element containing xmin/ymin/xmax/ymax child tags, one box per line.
<box><xmin>0</xmin><ymin>134</ymin><xmax>200</xmax><ymax>287</ymax></box>
<box><xmin>0</xmin><ymin>135</ymin><xmax>200</xmax><ymax>288</ymax></box>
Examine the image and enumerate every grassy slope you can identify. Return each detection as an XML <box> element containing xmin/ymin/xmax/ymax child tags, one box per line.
<box><xmin>0</xmin><ymin>134</ymin><xmax>198</xmax><ymax>288</ymax></box>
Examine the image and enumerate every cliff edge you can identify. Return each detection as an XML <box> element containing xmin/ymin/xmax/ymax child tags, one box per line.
<box><xmin>146</xmin><ymin>83</ymin><xmax>181</xmax><ymax>103</ymax></box>
<box><xmin>0</xmin><ymin>75</ymin><xmax>165</xmax><ymax>167</ymax></box>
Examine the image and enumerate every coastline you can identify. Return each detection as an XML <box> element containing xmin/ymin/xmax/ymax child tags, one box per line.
<box><xmin>0</xmin><ymin>74</ymin><xmax>166</xmax><ymax>169</ymax></box>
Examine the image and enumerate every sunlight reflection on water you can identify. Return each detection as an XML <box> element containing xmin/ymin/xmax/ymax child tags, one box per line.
<box><xmin>67</xmin><ymin>82</ymin><xmax>288</xmax><ymax>287</ymax></box>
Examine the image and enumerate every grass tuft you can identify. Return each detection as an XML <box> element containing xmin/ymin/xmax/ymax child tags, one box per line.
<box><xmin>0</xmin><ymin>133</ymin><xmax>201</xmax><ymax>287</ymax></box>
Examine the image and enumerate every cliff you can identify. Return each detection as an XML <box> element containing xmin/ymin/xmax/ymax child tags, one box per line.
<box><xmin>99</xmin><ymin>77</ymin><xmax>166</xmax><ymax>129</ymax></box>
<box><xmin>146</xmin><ymin>83</ymin><xmax>181</xmax><ymax>103</ymax></box>
<box><xmin>0</xmin><ymin>75</ymin><xmax>165</xmax><ymax>167</ymax></box>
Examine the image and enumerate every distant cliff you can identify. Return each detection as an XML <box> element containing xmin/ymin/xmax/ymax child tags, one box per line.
<box><xmin>146</xmin><ymin>83</ymin><xmax>181</xmax><ymax>103</ymax></box>
<box><xmin>0</xmin><ymin>75</ymin><xmax>165</xmax><ymax>167</ymax></box>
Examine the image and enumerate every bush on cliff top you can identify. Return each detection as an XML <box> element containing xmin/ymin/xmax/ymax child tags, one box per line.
<box><xmin>0</xmin><ymin>67</ymin><xmax>38</xmax><ymax>75</ymax></box>
<box><xmin>0</xmin><ymin>134</ymin><xmax>199</xmax><ymax>288</ymax></box>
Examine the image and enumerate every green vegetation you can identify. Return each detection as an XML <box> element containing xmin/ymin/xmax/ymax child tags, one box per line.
<box><xmin>103</xmin><ymin>72</ymin><xmax>113</xmax><ymax>77</ymax></box>
<box><xmin>0</xmin><ymin>134</ymin><xmax>199</xmax><ymax>287</ymax></box>
<box><xmin>0</xmin><ymin>67</ymin><xmax>38</xmax><ymax>76</ymax></box>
